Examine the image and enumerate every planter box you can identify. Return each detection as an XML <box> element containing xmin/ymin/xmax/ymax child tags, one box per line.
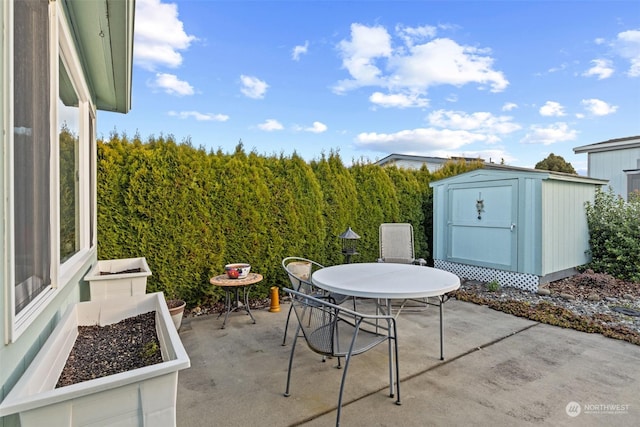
<box><xmin>0</xmin><ymin>293</ymin><xmax>190</xmax><ymax>426</ymax></box>
<box><xmin>84</xmin><ymin>257</ymin><xmax>152</xmax><ymax>300</ymax></box>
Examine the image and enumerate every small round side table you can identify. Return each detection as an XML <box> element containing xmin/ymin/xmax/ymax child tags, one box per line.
<box><xmin>210</xmin><ymin>272</ymin><xmax>263</xmax><ymax>329</ymax></box>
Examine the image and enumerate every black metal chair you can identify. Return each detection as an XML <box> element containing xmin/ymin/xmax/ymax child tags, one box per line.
<box><xmin>281</xmin><ymin>257</ymin><xmax>351</xmax><ymax>346</ymax></box>
<box><xmin>283</xmin><ymin>281</ymin><xmax>401</xmax><ymax>427</ymax></box>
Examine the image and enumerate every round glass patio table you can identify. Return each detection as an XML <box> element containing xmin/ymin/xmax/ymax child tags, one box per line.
<box><xmin>312</xmin><ymin>263</ymin><xmax>460</xmax><ymax>359</ymax></box>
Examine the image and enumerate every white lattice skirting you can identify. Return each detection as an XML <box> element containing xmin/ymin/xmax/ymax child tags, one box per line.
<box><xmin>435</xmin><ymin>260</ymin><xmax>539</xmax><ymax>292</ymax></box>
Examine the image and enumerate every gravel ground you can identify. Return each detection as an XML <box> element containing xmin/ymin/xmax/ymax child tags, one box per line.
<box><xmin>56</xmin><ymin>311</ymin><xmax>163</xmax><ymax>388</ymax></box>
<box><xmin>454</xmin><ymin>270</ymin><xmax>640</xmax><ymax>345</ymax></box>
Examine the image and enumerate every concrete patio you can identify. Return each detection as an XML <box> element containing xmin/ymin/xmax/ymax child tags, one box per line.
<box><xmin>176</xmin><ymin>298</ymin><xmax>640</xmax><ymax>426</ymax></box>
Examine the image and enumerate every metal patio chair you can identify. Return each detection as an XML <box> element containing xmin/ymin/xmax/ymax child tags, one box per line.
<box><xmin>378</xmin><ymin>223</ymin><xmax>429</xmax><ymax>312</ymax></box>
<box><xmin>281</xmin><ymin>257</ymin><xmax>352</xmax><ymax>346</ymax></box>
<box><xmin>283</xmin><ymin>281</ymin><xmax>401</xmax><ymax>427</ymax></box>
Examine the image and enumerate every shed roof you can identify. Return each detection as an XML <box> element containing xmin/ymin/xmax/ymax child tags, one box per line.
<box><xmin>429</xmin><ymin>163</ymin><xmax>608</xmax><ymax>187</ymax></box>
<box><xmin>61</xmin><ymin>0</ymin><xmax>135</xmax><ymax>113</ymax></box>
<box><xmin>573</xmin><ymin>135</ymin><xmax>640</xmax><ymax>154</ymax></box>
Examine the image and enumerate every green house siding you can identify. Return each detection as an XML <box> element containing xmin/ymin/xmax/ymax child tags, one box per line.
<box><xmin>1</xmin><ymin>1</ymin><xmax>134</xmax><ymax>423</ymax></box>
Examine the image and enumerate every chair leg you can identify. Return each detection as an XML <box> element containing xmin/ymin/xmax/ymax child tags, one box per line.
<box><xmin>392</xmin><ymin>322</ymin><xmax>401</xmax><ymax>405</ymax></box>
<box><xmin>282</xmin><ymin>304</ymin><xmax>294</xmax><ymax>346</ymax></box>
<box><xmin>387</xmin><ymin>320</ymin><xmax>395</xmax><ymax>398</ymax></box>
<box><xmin>284</xmin><ymin>324</ymin><xmax>301</xmax><ymax>397</ymax></box>
<box><xmin>336</xmin><ymin>323</ymin><xmax>362</xmax><ymax>427</ymax></box>
<box><xmin>336</xmin><ymin>353</ymin><xmax>353</xmax><ymax>426</ymax></box>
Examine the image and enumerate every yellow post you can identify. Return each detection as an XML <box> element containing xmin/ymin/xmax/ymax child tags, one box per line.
<box><xmin>269</xmin><ymin>286</ymin><xmax>280</xmax><ymax>312</ymax></box>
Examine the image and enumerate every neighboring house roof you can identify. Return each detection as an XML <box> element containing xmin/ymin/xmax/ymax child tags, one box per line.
<box><xmin>62</xmin><ymin>0</ymin><xmax>135</xmax><ymax>113</ymax></box>
<box><xmin>573</xmin><ymin>135</ymin><xmax>640</xmax><ymax>154</ymax></box>
<box><xmin>431</xmin><ymin>162</ymin><xmax>608</xmax><ymax>186</ymax></box>
<box><xmin>376</xmin><ymin>153</ymin><xmax>483</xmax><ymax>168</ymax></box>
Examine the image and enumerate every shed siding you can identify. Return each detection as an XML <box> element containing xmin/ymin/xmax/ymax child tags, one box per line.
<box><xmin>541</xmin><ymin>181</ymin><xmax>594</xmax><ymax>274</ymax></box>
<box><xmin>432</xmin><ymin>184</ymin><xmax>447</xmax><ymax>260</ymax></box>
<box><xmin>519</xmin><ymin>178</ymin><xmax>542</xmax><ymax>275</ymax></box>
<box><xmin>447</xmin><ymin>181</ymin><xmax>517</xmax><ymax>270</ymax></box>
<box><xmin>588</xmin><ymin>148</ymin><xmax>640</xmax><ymax>200</ymax></box>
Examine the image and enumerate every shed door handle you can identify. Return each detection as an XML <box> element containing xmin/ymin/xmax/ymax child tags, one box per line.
<box><xmin>510</xmin><ymin>223</ymin><xmax>516</xmax><ymax>231</ymax></box>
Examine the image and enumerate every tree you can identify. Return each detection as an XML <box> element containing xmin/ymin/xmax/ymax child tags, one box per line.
<box><xmin>535</xmin><ymin>153</ymin><xmax>576</xmax><ymax>174</ymax></box>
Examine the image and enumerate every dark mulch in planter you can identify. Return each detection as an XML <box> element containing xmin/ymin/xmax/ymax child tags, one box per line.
<box><xmin>99</xmin><ymin>268</ymin><xmax>142</xmax><ymax>275</ymax></box>
<box><xmin>56</xmin><ymin>311</ymin><xmax>163</xmax><ymax>388</ymax></box>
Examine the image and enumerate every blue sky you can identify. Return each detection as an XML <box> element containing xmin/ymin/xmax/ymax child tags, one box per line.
<box><xmin>98</xmin><ymin>0</ymin><xmax>640</xmax><ymax>174</ymax></box>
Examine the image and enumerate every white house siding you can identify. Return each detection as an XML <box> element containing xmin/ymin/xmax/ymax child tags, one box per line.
<box><xmin>541</xmin><ymin>180</ymin><xmax>594</xmax><ymax>276</ymax></box>
<box><xmin>588</xmin><ymin>148</ymin><xmax>640</xmax><ymax>200</ymax></box>
<box><xmin>386</xmin><ymin>159</ymin><xmax>444</xmax><ymax>171</ymax></box>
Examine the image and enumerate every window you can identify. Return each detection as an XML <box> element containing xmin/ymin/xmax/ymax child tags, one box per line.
<box><xmin>10</xmin><ymin>0</ymin><xmax>96</xmax><ymax>339</ymax></box>
<box><xmin>13</xmin><ymin>0</ymin><xmax>51</xmax><ymax>315</ymax></box>
<box><xmin>628</xmin><ymin>172</ymin><xmax>640</xmax><ymax>200</ymax></box>
<box><xmin>59</xmin><ymin>61</ymin><xmax>81</xmax><ymax>263</ymax></box>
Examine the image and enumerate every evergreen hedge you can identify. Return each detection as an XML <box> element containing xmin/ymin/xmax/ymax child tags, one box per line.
<box><xmin>584</xmin><ymin>188</ymin><xmax>640</xmax><ymax>282</ymax></box>
<box><xmin>97</xmin><ymin>134</ymin><xmax>478</xmax><ymax>307</ymax></box>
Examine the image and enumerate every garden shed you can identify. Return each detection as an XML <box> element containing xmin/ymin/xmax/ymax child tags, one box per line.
<box><xmin>430</xmin><ymin>164</ymin><xmax>607</xmax><ymax>291</ymax></box>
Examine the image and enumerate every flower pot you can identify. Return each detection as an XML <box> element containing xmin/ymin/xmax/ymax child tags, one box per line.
<box><xmin>84</xmin><ymin>257</ymin><xmax>152</xmax><ymax>301</ymax></box>
<box><xmin>0</xmin><ymin>293</ymin><xmax>190</xmax><ymax>427</ymax></box>
<box><xmin>167</xmin><ymin>299</ymin><xmax>186</xmax><ymax>330</ymax></box>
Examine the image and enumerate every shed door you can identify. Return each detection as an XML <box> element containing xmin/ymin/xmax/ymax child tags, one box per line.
<box><xmin>447</xmin><ymin>180</ymin><xmax>518</xmax><ymax>271</ymax></box>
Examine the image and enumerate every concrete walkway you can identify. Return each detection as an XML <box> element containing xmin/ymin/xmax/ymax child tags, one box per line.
<box><xmin>176</xmin><ymin>298</ymin><xmax>640</xmax><ymax>426</ymax></box>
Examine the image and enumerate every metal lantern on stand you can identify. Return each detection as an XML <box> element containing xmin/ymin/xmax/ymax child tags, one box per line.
<box><xmin>339</xmin><ymin>227</ymin><xmax>360</xmax><ymax>264</ymax></box>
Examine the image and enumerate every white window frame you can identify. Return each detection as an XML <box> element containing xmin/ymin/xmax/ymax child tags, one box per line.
<box><xmin>6</xmin><ymin>1</ymin><xmax>96</xmax><ymax>343</ymax></box>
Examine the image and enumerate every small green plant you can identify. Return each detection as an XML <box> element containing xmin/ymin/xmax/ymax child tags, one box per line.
<box><xmin>140</xmin><ymin>341</ymin><xmax>160</xmax><ymax>362</ymax></box>
<box><xmin>486</xmin><ymin>280</ymin><xmax>501</xmax><ymax>292</ymax></box>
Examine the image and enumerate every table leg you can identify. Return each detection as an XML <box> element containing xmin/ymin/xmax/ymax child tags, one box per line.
<box><xmin>217</xmin><ymin>286</ymin><xmax>256</xmax><ymax>328</ymax></box>
<box><xmin>217</xmin><ymin>288</ymin><xmax>233</xmax><ymax>329</ymax></box>
<box><xmin>439</xmin><ymin>296</ymin><xmax>444</xmax><ymax>360</ymax></box>
<box><xmin>243</xmin><ymin>285</ymin><xmax>256</xmax><ymax>324</ymax></box>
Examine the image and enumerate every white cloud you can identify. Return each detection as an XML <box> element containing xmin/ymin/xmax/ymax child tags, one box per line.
<box><xmin>240</xmin><ymin>75</ymin><xmax>269</xmax><ymax>99</ymax></box>
<box><xmin>582</xmin><ymin>59</ymin><xmax>614</xmax><ymax>79</ymax></box>
<box><xmin>168</xmin><ymin>111</ymin><xmax>229</xmax><ymax>121</ymax></box>
<box><xmin>427</xmin><ymin>110</ymin><xmax>521</xmax><ymax>135</ymax></box>
<box><xmin>292</xmin><ymin>41</ymin><xmax>309</xmax><ymax>61</ymax></box>
<box><xmin>548</xmin><ymin>63</ymin><xmax>568</xmax><ymax>73</ymax></box>
<box><xmin>539</xmin><ymin>101</ymin><xmax>566</xmax><ymax>117</ymax></box>
<box><xmin>502</xmin><ymin>102</ymin><xmax>518</xmax><ymax>111</ymax></box>
<box><xmin>134</xmin><ymin>0</ymin><xmax>197</xmax><ymax>71</ymax></box>
<box><xmin>613</xmin><ymin>29</ymin><xmax>640</xmax><ymax>77</ymax></box>
<box><xmin>369</xmin><ymin>92</ymin><xmax>429</xmax><ymax>108</ymax></box>
<box><xmin>521</xmin><ymin>122</ymin><xmax>577</xmax><ymax>145</ymax></box>
<box><xmin>150</xmin><ymin>73</ymin><xmax>194</xmax><ymax>96</ymax></box>
<box><xmin>258</xmin><ymin>119</ymin><xmax>283</xmax><ymax>131</ymax></box>
<box><xmin>334</xmin><ymin>23</ymin><xmax>392</xmax><ymax>92</ymax></box>
<box><xmin>305</xmin><ymin>121</ymin><xmax>328</xmax><ymax>133</ymax></box>
<box><xmin>334</xmin><ymin>23</ymin><xmax>509</xmax><ymax>99</ymax></box>
<box><xmin>355</xmin><ymin>128</ymin><xmax>488</xmax><ymax>152</ymax></box>
<box><xmin>395</xmin><ymin>24</ymin><xmax>438</xmax><ymax>48</ymax></box>
<box><xmin>581</xmin><ymin>98</ymin><xmax>618</xmax><ymax>116</ymax></box>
